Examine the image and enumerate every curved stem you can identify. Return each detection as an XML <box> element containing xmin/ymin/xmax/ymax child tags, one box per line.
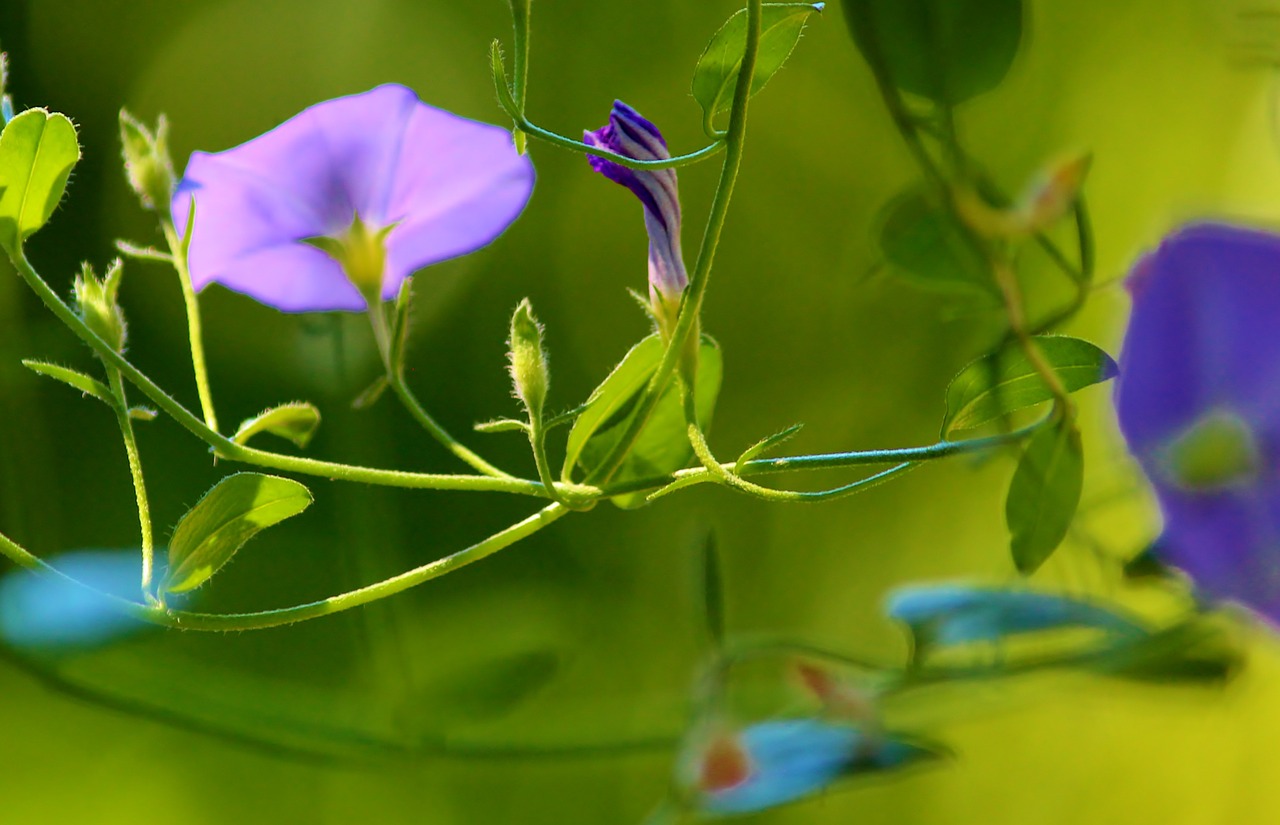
<box><xmin>106</xmin><ymin>367</ymin><xmax>155</xmax><ymax>593</ymax></box>
<box><xmin>584</xmin><ymin>0</ymin><xmax>764</xmax><ymax>486</ymax></box>
<box><xmin>0</xmin><ymin>503</ymin><xmax>568</xmax><ymax>632</ymax></box>
<box><xmin>489</xmin><ymin>41</ymin><xmax>724</xmax><ymax>172</ymax></box>
<box><xmin>162</xmin><ymin>215</ymin><xmax>219</xmax><ymax>433</ymax></box>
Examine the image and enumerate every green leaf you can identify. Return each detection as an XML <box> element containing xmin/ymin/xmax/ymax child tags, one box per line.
<box><xmin>562</xmin><ymin>335</ymin><xmax>665</xmax><ymax>477</ymax></box>
<box><xmin>943</xmin><ymin>336</ymin><xmax>1118</xmax><ymax>435</ymax></box>
<box><xmin>878</xmin><ymin>187</ymin><xmax>994</xmax><ymax>295</ymax></box>
<box><xmin>579</xmin><ymin>337</ymin><xmax>723</xmax><ymax>508</ymax></box>
<box><xmin>692</xmin><ymin>3</ymin><xmax>825</xmax><ymax>125</ymax></box>
<box><xmin>1005</xmin><ymin>421</ymin><xmax>1083</xmax><ymax>574</ymax></box>
<box><xmin>842</xmin><ymin>0</ymin><xmax>1023</xmax><ymax>105</ymax></box>
<box><xmin>163</xmin><ymin>473</ymin><xmax>313</xmax><ymax>594</ymax></box>
<box><xmin>232</xmin><ymin>403</ymin><xmax>321</xmax><ymax>449</ymax></box>
<box><xmin>0</xmin><ymin>108</ymin><xmax>80</xmax><ymax>253</ymax></box>
<box><xmin>22</xmin><ymin>359</ymin><xmax>111</xmax><ymax>405</ymax></box>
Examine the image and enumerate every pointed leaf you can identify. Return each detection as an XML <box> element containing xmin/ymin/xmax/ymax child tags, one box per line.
<box><xmin>579</xmin><ymin>336</ymin><xmax>723</xmax><ymax>508</ymax></box>
<box><xmin>163</xmin><ymin>473</ymin><xmax>312</xmax><ymax>594</ymax></box>
<box><xmin>0</xmin><ymin>108</ymin><xmax>80</xmax><ymax>253</ymax></box>
<box><xmin>878</xmin><ymin>186</ymin><xmax>994</xmax><ymax>295</ymax></box>
<box><xmin>22</xmin><ymin>359</ymin><xmax>112</xmax><ymax>405</ymax></box>
<box><xmin>562</xmin><ymin>335</ymin><xmax>664</xmax><ymax>477</ymax></box>
<box><xmin>233</xmin><ymin>403</ymin><xmax>321</xmax><ymax>449</ymax></box>
<box><xmin>693</xmin><ymin>3</ymin><xmax>825</xmax><ymax>123</ymax></box>
<box><xmin>351</xmin><ymin>375</ymin><xmax>389</xmax><ymax>410</ymax></box>
<box><xmin>1005</xmin><ymin>421</ymin><xmax>1083</xmax><ymax>574</ymax></box>
<box><xmin>736</xmin><ymin>423</ymin><xmax>804</xmax><ymax>468</ymax></box>
<box><xmin>943</xmin><ymin>336</ymin><xmax>1118</xmax><ymax>435</ymax></box>
<box><xmin>842</xmin><ymin>0</ymin><xmax>1023</xmax><ymax>105</ymax></box>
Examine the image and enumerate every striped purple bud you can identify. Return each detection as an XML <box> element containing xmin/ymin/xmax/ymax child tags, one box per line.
<box><xmin>584</xmin><ymin>101</ymin><xmax>687</xmax><ymax>331</ymax></box>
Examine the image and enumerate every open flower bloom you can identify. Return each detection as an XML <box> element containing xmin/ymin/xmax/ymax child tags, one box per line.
<box><xmin>173</xmin><ymin>84</ymin><xmax>534</xmax><ymax>312</ymax></box>
<box><xmin>687</xmin><ymin>719</ymin><xmax>931</xmax><ymax>816</ymax></box>
<box><xmin>583</xmin><ymin>101</ymin><xmax>687</xmax><ymax>330</ymax></box>
<box><xmin>1116</xmin><ymin>222</ymin><xmax>1280</xmax><ymax>622</ymax></box>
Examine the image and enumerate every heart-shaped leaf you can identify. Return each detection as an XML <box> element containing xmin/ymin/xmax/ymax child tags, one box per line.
<box><xmin>0</xmin><ymin>108</ymin><xmax>80</xmax><ymax>253</ymax></box>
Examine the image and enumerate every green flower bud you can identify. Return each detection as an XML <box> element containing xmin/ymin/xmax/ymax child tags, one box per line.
<box><xmin>508</xmin><ymin>298</ymin><xmax>549</xmax><ymax>422</ymax></box>
<box><xmin>119</xmin><ymin>109</ymin><xmax>176</xmax><ymax>216</ymax></box>
<box><xmin>74</xmin><ymin>259</ymin><xmax>127</xmax><ymax>352</ymax></box>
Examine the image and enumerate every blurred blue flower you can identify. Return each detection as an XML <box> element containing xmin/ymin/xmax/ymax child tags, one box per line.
<box><xmin>0</xmin><ymin>550</ymin><xmax>155</xmax><ymax>652</ymax></box>
<box><xmin>885</xmin><ymin>583</ymin><xmax>1145</xmax><ymax>649</ymax></box>
<box><xmin>692</xmin><ymin>719</ymin><xmax>932</xmax><ymax>816</ymax></box>
<box><xmin>1116</xmin><ymin>222</ymin><xmax>1280</xmax><ymax>622</ymax></box>
<box><xmin>584</xmin><ymin>101</ymin><xmax>687</xmax><ymax>331</ymax></box>
<box><xmin>174</xmin><ymin>84</ymin><xmax>534</xmax><ymax>312</ymax></box>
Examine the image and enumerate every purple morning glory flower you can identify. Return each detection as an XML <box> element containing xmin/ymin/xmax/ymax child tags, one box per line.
<box><xmin>1116</xmin><ymin>222</ymin><xmax>1280</xmax><ymax>622</ymax></box>
<box><xmin>173</xmin><ymin>84</ymin><xmax>534</xmax><ymax>312</ymax></box>
<box><xmin>688</xmin><ymin>720</ymin><xmax>932</xmax><ymax>816</ymax></box>
<box><xmin>584</xmin><ymin>101</ymin><xmax>687</xmax><ymax>330</ymax></box>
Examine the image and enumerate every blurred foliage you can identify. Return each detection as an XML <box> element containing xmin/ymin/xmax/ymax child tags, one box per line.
<box><xmin>4</xmin><ymin>0</ymin><xmax>1280</xmax><ymax>822</ymax></box>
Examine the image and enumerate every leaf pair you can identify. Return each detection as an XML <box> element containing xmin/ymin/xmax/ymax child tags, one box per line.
<box><xmin>941</xmin><ymin>336</ymin><xmax>1117</xmax><ymax>573</ymax></box>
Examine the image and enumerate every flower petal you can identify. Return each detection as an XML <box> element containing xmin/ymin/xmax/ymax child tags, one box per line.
<box><xmin>174</xmin><ymin>85</ymin><xmax>533</xmax><ymax>312</ymax></box>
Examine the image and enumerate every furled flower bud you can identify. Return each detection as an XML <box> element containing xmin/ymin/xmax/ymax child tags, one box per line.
<box><xmin>73</xmin><ymin>259</ymin><xmax>127</xmax><ymax>352</ymax></box>
<box><xmin>507</xmin><ymin>298</ymin><xmax>549</xmax><ymax>422</ymax></box>
<box><xmin>584</xmin><ymin>101</ymin><xmax>688</xmax><ymax>335</ymax></box>
<box><xmin>119</xmin><ymin>109</ymin><xmax>177</xmax><ymax>216</ymax></box>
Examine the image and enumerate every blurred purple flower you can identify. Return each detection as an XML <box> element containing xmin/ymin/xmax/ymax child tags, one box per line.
<box><xmin>173</xmin><ymin>84</ymin><xmax>534</xmax><ymax>312</ymax></box>
<box><xmin>1116</xmin><ymin>222</ymin><xmax>1280</xmax><ymax>621</ymax></box>
<box><xmin>583</xmin><ymin>101</ymin><xmax>687</xmax><ymax>329</ymax></box>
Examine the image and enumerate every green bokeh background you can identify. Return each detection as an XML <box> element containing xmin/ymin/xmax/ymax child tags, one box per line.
<box><xmin>4</xmin><ymin>1</ymin><xmax>1280</xmax><ymax>822</ymax></box>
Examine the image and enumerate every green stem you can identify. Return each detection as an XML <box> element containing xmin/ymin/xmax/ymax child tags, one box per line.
<box><xmin>584</xmin><ymin>0</ymin><xmax>764</xmax><ymax>486</ymax></box>
<box><xmin>387</xmin><ymin>371</ymin><xmax>516</xmax><ymax>480</ymax></box>
<box><xmin>0</xmin><ymin>503</ymin><xmax>568</xmax><ymax>632</ymax></box>
<box><xmin>162</xmin><ymin>217</ymin><xmax>219</xmax><ymax>433</ymax></box>
<box><xmin>106</xmin><ymin>367</ymin><xmax>155</xmax><ymax>593</ymax></box>
<box><xmin>9</xmin><ymin>246</ymin><xmax>542</xmax><ymax>494</ymax></box>
<box><xmin>508</xmin><ymin>0</ymin><xmax>531</xmax><ymax>154</ymax></box>
<box><xmin>367</xmin><ymin>303</ymin><xmax>514</xmax><ymax>480</ymax></box>
<box><xmin>625</xmin><ymin>418</ymin><xmax>1042</xmax><ymax>502</ymax></box>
